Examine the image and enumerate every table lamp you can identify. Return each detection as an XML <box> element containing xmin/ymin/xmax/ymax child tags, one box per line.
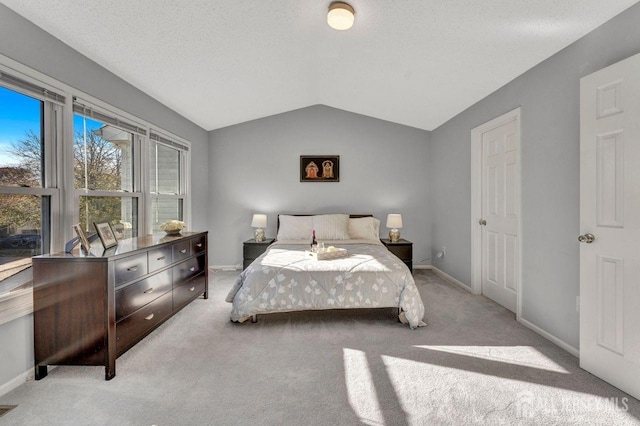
<box><xmin>251</xmin><ymin>214</ymin><xmax>267</xmax><ymax>242</ymax></box>
<box><xmin>386</xmin><ymin>214</ymin><xmax>403</xmax><ymax>242</ymax></box>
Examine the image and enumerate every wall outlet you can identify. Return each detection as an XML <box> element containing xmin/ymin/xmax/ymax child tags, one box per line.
<box><xmin>576</xmin><ymin>296</ymin><xmax>580</xmax><ymax>313</ymax></box>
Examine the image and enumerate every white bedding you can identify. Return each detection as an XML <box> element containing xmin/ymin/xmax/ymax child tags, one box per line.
<box><xmin>226</xmin><ymin>240</ymin><xmax>426</xmax><ymax>328</ymax></box>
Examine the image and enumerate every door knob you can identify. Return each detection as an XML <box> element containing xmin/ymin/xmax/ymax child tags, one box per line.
<box><xmin>479</xmin><ymin>219</ymin><xmax>487</xmax><ymax>226</ymax></box>
<box><xmin>578</xmin><ymin>233</ymin><xmax>595</xmax><ymax>244</ymax></box>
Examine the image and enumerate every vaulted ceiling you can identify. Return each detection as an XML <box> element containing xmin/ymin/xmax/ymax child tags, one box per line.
<box><xmin>2</xmin><ymin>0</ymin><xmax>638</xmax><ymax>131</ymax></box>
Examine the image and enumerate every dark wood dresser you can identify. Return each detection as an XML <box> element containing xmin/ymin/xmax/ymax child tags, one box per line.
<box><xmin>32</xmin><ymin>231</ymin><xmax>208</xmax><ymax>380</ymax></box>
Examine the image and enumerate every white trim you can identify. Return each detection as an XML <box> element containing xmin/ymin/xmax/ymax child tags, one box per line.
<box><xmin>210</xmin><ymin>265</ymin><xmax>241</xmax><ymax>272</ymax></box>
<box><xmin>470</xmin><ymin>108</ymin><xmax>523</xmax><ymax>319</ymax></box>
<box><xmin>0</xmin><ymin>368</ymin><xmax>32</xmax><ymax>398</ymax></box>
<box><xmin>413</xmin><ymin>265</ymin><xmax>431</xmax><ymax>270</ymax></box>
<box><xmin>0</xmin><ymin>287</ymin><xmax>33</xmax><ymax>326</ymax></box>
<box><xmin>427</xmin><ymin>266</ymin><xmax>473</xmax><ymax>292</ymax></box>
<box><xmin>519</xmin><ymin>317</ymin><xmax>579</xmax><ymax>358</ymax></box>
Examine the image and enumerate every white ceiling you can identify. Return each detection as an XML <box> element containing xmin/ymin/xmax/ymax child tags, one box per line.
<box><xmin>2</xmin><ymin>0</ymin><xmax>638</xmax><ymax>131</ymax></box>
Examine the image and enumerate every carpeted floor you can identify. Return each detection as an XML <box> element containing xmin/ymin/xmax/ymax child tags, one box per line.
<box><xmin>0</xmin><ymin>270</ymin><xmax>638</xmax><ymax>425</ymax></box>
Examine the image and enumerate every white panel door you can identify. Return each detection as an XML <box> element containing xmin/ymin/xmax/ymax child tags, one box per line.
<box><xmin>580</xmin><ymin>52</ymin><xmax>640</xmax><ymax>400</ymax></box>
<box><xmin>481</xmin><ymin>119</ymin><xmax>518</xmax><ymax>312</ymax></box>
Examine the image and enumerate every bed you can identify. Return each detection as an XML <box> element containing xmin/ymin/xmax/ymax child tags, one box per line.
<box><xmin>226</xmin><ymin>214</ymin><xmax>426</xmax><ymax>329</ymax></box>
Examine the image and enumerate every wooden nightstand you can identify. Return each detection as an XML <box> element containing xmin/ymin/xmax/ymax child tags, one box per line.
<box><xmin>243</xmin><ymin>238</ymin><xmax>275</xmax><ymax>270</ymax></box>
<box><xmin>381</xmin><ymin>238</ymin><xmax>413</xmax><ymax>272</ymax></box>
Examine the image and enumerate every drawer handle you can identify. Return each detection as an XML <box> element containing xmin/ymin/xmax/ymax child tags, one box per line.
<box><xmin>190</xmin><ymin>267</ymin><xmax>196</xmax><ymax>272</ymax></box>
<box><xmin>145</xmin><ymin>313</ymin><xmax>155</xmax><ymax>321</ymax></box>
<box><xmin>189</xmin><ymin>286</ymin><xmax>195</xmax><ymax>292</ymax></box>
<box><xmin>127</xmin><ymin>265</ymin><xmax>138</xmax><ymax>272</ymax></box>
<box><xmin>157</xmin><ymin>255</ymin><xmax>166</xmax><ymax>261</ymax></box>
<box><xmin>144</xmin><ymin>287</ymin><xmax>154</xmax><ymax>294</ymax></box>
<box><xmin>196</xmin><ymin>243</ymin><xmax>203</xmax><ymax>248</ymax></box>
<box><xmin>179</xmin><ymin>249</ymin><xmax>187</xmax><ymax>254</ymax></box>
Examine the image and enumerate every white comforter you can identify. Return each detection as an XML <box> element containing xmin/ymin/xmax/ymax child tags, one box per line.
<box><xmin>226</xmin><ymin>240</ymin><xmax>426</xmax><ymax>329</ymax></box>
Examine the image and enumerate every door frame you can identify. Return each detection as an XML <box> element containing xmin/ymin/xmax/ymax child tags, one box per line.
<box><xmin>470</xmin><ymin>107</ymin><xmax>523</xmax><ymax>319</ymax></box>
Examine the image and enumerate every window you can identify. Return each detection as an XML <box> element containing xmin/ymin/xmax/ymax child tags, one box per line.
<box><xmin>0</xmin><ymin>64</ymin><xmax>191</xmax><ymax>324</ymax></box>
<box><xmin>73</xmin><ymin>104</ymin><xmax>144</xmax><ymax>239</ymax></box>
<box><xmin>0</xmin><ymin>75</ymin><xmax>63</xmax><ymax>324</ymax></box>
<box><xmin>149</xmin><ymin>132</ymin><xmax>188</xmax><ymax>232</ymax></box>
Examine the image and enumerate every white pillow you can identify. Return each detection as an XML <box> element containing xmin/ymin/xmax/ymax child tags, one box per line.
<box><xmin>312</xmin><ymin>214</ymin><xmax>350</xmax><ymax>240</ymax></box>
<box><xmin>277</xmin><ymin>215</ymin><xmax>313</xmax><ymax>240</ymax></box>
<box><xmin>348</xmin><ymin>217</ymin><xmax>380</xmax><ymax>241</ymax></box>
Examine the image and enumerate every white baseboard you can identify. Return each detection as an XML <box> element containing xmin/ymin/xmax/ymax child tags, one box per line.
<box><xmin>427</xmin><ymin>266</ymin><xmax>473</xmax><ymax>292</ymax></box>
<box><xmin>210</xmin><ymin>265</ymin><xmax>240</xmax><ymax>272</ymax></box>
<box><xmin>424</xmin><ymin>266</ymin><xmax>578</xmax><ymax>358</ymax></box>
<box><xmin>0</xmin><ymin>368</ymin><xmax>32</xmax><ymax>398</ymax></box>
<box><xmin>413</xmin><ymin>265</ymin><xmax>431</xmax><ymax>270</ymax></box>
<box><xmin>518</xmin><ymin>318</ymin><xmax>579</xmax><ymax>358</ymax></box>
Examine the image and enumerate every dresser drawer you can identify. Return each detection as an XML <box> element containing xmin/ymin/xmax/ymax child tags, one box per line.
<box><xmin>116</xmin><ymin>291</ymin><xmax>172</xmax><ymax>356</ymax></box>
<box><xmin>191</xmin><ymin>234</ymin><xmax>206</xmax><ymax>255</ymax></box>
<box><xmin>115</xmin><ymin>269</ymin><xmax>172</xmax><ymax>321</ymax></box>
<box><xmin>173</xmin><ymin>254</ymin><xmax>204</xmax><ymax>285</ymax></box>
<box><xmin>114</xmin><ymin>253</ymin><xmax>148</xmax><ymax>285</ymax></box>
<box><xmin>173</xmin><ymin>240</ymin><xmax>191</xmax><ymax>262</ymax></box>
<box><xmin>148</xmin><ymin>245</ymin><xmax>173</xmax><ymax>273</ymax></box>
<box><xmin>173</xmin><ymin>274</ymin><xmax>206</xmax><ymax>309</ymax></box>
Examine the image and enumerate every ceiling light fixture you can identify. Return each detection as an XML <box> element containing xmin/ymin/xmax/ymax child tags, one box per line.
<box><xmin>327</xmin><ymin>2</ymin><xmax>355</xmax><ymax>31</ymax></box>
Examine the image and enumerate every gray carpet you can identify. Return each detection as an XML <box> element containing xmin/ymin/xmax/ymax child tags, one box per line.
<box><xmin>0</xmin><ymin>270</ymin><xmax>638</xmax><ymax>425</ymax></box>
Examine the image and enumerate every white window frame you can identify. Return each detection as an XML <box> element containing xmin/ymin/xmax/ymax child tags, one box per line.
<box><xmin>0</xmin><ymin>54</ymin><xmax>193</xmax><ymax>324</ymax></box>
<box><xmin>70</xmin><ymin>100</ymin><xmax>145</xmax><ymax>238</ymax></box>
<box><xmin>0</xmin><ymin>66</ymin><xmax>64</xmax><ymax>325</ymax></box>
<box><xmin>147</xmin><ymin>129</ymin><xmax>191</xmax><ymax>234</ymax></box>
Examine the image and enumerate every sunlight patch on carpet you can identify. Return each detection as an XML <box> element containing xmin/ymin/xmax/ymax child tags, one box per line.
<box><xmin>413</xmin><ymin>345</ymin><xmax>570</xmax><ymax>373</ymax></box>
<box><xmin>343</xmin><ymin>348</ymin><xmax>385</xmax><ymax>426</ymax></box>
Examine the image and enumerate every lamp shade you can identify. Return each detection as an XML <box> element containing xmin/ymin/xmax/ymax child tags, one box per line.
<box><xmin>327</xmin><ymin>2</ymin><xmax>355</xmax><ymax>30</ymax></box>
<box><xmin>386</xmin><ymin>214</ymin><xmax>403</xmax><ymax>229</ymax></box>
<box><xmin>251</xmin><ymin>214</ymin><xmax>267</xmax><ymax>228</ymax></box>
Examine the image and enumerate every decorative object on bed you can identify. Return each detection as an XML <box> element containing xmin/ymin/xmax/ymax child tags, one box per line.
<box><xmin>160</xmin><ymin>220</ymin><xmax>185</xmax><ymax>235</ymax></box>
<box><xmin>386</xmin><ymin>214</ymin><xmax>403</xmax><ymax>242</ymax></box>
<box><xmin>228</xmin><ymin>214</ymin><xmax>426</xmax><ymax>329</ymax></box>
<box><xmin>300</xmin><ymin>155</ymin><xmax>340</xmax><ymax>182</ymax></box>
<box><xmin>251</xmin><ymin>214</ymin><xmax>267</xmax><ymax>242</ymax></box>
<box><xmin>307</xmin><ymin>245</ymin><xmax>348</xmax><ymax>260</ymax></box>
<box><xmin>94</xmin><ymin>222</ymin><xmax>118</xmax><ymax>249</ymax></box>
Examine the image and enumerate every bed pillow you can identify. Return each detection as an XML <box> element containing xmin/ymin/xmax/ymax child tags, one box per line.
<box><xmin>312</xmin><ymin>214</ymin><xmax>350</xmax><ymax>240</ymax></box>
<box><xmin>348</xmin><ymin>217</ymin><xmax>380</xmax><ymax>241</ymax></box>
<box><xmin>277</xmin><ymin>215</ymin><xmax>313</xmax><ymax>240</ymax></box>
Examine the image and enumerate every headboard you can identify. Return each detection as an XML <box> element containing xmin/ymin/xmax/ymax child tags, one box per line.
<box><xmin>276</xmin><ymin>214</ymin><xmax>372</xmax><ymax>232</ymax></box>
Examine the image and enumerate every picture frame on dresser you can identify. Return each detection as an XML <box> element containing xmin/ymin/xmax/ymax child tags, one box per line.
<box><xmin>94</xmin><ymin>222</ymin><xmax>118</xmax><ymax>249</ymax></box>
<box><xmin>73</xmin><ymin>223</ymin><xmax>92</xmax><ymax>253</ymax></box>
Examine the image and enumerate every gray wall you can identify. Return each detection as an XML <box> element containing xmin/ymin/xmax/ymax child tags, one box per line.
<box><xmin>209</xmin><ymin>105</ymin><xmax>431</xmax><ymax>267</ymax></box>
<box><xmin>430</xmin><ymin>2</ymin><xmax>640</xmax><ymax>349</ymax></box>
<box><xmin>0</xmin><ymin>4</ymin><xmax>209</xmax><ymax>392</ymax></box>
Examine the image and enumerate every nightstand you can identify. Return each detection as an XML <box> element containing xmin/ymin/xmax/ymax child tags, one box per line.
<box><xmin>381</xmin><ymin>238</ymin><xmax>413</xmax><ymax>272</ymax></box>
<box><xmin>243</xmin><ymin>238</ymin><xmax>275</xmax><ymax>270</ymax></box>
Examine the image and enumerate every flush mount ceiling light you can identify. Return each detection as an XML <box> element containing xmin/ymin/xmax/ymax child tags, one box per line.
<box><xmin>327</xmin><ymin>2</ymin><xmax>355</xmax><ymax>30</ymax></box>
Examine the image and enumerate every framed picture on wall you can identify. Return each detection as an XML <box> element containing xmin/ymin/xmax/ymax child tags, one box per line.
<box><xmin>94</xmin><ymin>222</ymin><xmax>118</xmax><ymax>249</ymax></box>
<box><xmin>300</xmin><ymin>155</ymin><xmax>340</xmax><ymax>182</ymax></box>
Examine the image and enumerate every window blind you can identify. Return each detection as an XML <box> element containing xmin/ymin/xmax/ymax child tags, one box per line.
<box><xmin>73</xmin><ymin>101</ymin><xmax>147</xmax><ymax>136</ymax></box>
<box><xmin>0</xmin><ymin>71</ymin><xmax>66</xmax><ymax>105</ymax></box>
<box><xmin>149</xmin><ymin>131</ymin><xmax>189</xmax><ymax>152</ymax></box>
